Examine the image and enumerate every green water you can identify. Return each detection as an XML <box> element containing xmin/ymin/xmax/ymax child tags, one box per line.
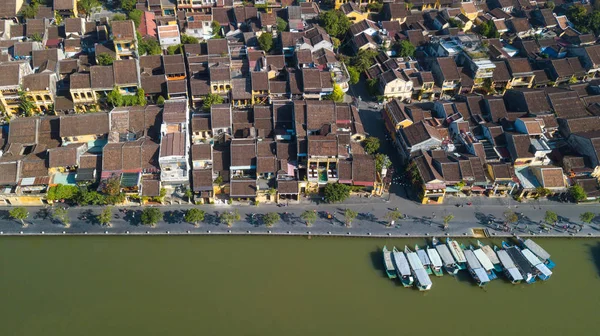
<box><xmin>0</xmin><ymin>237</ymin><xmax>599</xmax><ymax>336</ymax></box>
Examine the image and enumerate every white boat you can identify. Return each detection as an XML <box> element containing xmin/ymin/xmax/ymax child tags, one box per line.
<box><xmin>496</xmin><ymin>249</ymin><xmax>524</xmax><ymax>284</ymax></box>
<box><xmin>464</xmin><ymin>249</ymin><xmax>490</xmax><ymax>286</ymax></box>
<box><xmin>392</xmin><ymin>247</ymin><xmax>413</xmax><ymax>287</ymax></box>
<box><xmin>446</xmin><ymin>238</ymin><xmax>467</xmax><ymax>268</ymax></box>
<box><xmin>434</xmin><ymin>243</ymin><xmax>459</xmax><ymax>275</ymax></box>
<box><xmin>473</xmin><ymin>247</ymin><xmax>498</xmax><ymax>280</ymax></box>
<box><xmin>405</xmin><ymin>246</ymin><xmax>433</xmax><ymax>291</ymax></box>
<box><xmin>521</xmin><ymin>238</ymin><xmax>555</xmax><ymax>269</ymax></box>
<box><xmin>521</xmin><ymin>248</ymin><xmax>553</xmax><ymax>281</ymax></box>
<box><xmin>426</xmin><ymin>247</ymin><xmax>444</xmax><ymax>277</ymax></box>
<box><xmin>415</xmin><ymin>244</ymin><xmax>433</xmax><ymax>275</ymax></box>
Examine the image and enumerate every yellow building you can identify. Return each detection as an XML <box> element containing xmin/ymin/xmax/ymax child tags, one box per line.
<box><xmin>54</xmin><ymin>0</ymin><xmax>78</xmax><ymax>17</ymax></box>
<box><xmin>0</xmin><ymin>62</ymin><xmax>32</xmax><ymax>116</ymax></box>
<box><xmin>461</xmin><ymin>2</ymin><xmax>479</xmax><ymax>21</ymax></box>
<box><xmin>22</xmin><ymin>72</ymin><xmax>57</xmax><ymax>114</ymax></box>
<box><xmin>340</xmin><ymin>2</ymin><xmax>368</xmax><ymax>22</ymax></box>
<box><xmin>251</xmin><ymin>71</ymin><xmax>270</xmax><ymax>105</ymax></box>
<box><xmin>69</xmin><ymin>73</ymin><xmax>98</xmax><ymax>112</ymax></box>
<box><xmin>110</xmin><ymin>20</ymin><xmax>137</xmax><ymax>60</ymax></box>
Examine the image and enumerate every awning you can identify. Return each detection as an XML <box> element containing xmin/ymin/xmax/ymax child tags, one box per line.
<box><xmin>471</xmin><ymin>186</ymin><xmax>485</xmax><ymax>192</ymax></box>
<box><xmin>76</xmin><ymin>168</ymin><xmax>96</xmax><ymax>182</ymax></box>
<box><xmin>121</xmin><ymin>172</ymin><xmax>140</xmax><ymax>187</ymax></box>
<box><xmin>445</xmin><ymin>186</ymin><xmax>460</xmax><ymax>193</ymax></box>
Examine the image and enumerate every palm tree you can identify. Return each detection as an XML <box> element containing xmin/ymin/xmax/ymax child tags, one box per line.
<box><xmin>344</xmin><ymin>209</ymin><xmax>358</xmax><ymax>227</ymax></box>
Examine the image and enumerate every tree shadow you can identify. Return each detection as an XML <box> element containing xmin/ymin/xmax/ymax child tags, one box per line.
<box><xmin>164</xmin><ymin>210</ymin><xmax>184</xmax><ymax>224</ymax></box>
<box><xmin>124</xmin><ymin>210</ymin><xmax>141</xmax><ymax>226</ymax></box>
<box><xmin>245</xmin><ymin>213</ymin><xmax>259</xmax><ymax>227</ymax></box>
<box><xmin>34</xmin><ymin>208</ymin><xmax>51</xmax><ymax>220</ymax></box>
<box><xmin>204</xmin><ymin>212</ymin><xmax>219</xmax><ymax>226</ymax></box>
<box><xmin>590</xmin><ymin>242</ymin><xmax>600</xmax><ymax>277</ymax></box>
<box><xmin>557</xmin><ymin>215</ymin><xmax>574</xmax><ymax>225</ymax></box>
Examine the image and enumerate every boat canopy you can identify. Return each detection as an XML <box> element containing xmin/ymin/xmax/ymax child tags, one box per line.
<box><xmin>505</xmin><ymin>247</ymin><xmax>534</xmax><ymax>274</ymax></box>
<box><xmin>427</xmin><ymin>248</ymin><xmax>443</xmax><ymax>268</ymax></box>
<box><xmin>481</xmin><ymin>245</ymin><xmax>500</xmax><ymax>264</ymax></box>
<box><xmin>464</xmin><ymin>250</ymin><xmax>483</xmax><ymax>270</ymax></box>
<box><xmin>473</xmin><ymin>267</ymin><xmax>490</xmax><ymax>283</ymax></box>
<box><xmin>535</xmin><ymin>263</ymin><xmax>553</xmax><ymax>278</ymax></box>
<box><xmin>416</xmin><ymin>249</ymin><xmax>432</xmax><ymax>266</ymax></box>
<box><xmin>496</xmin><ymin>250</ymin><xmax>516</xmax><ymax>269</ymax></box>
<box><xmin>414</xmin><ymin>268</ymin><xmax>433</xmax><ymax>287</ymax></box>
<box><xmin>392</xmin><ymin>251</ymin><xmax>412</xmax><ymax>276</ymax></box>
<box><xmin>506</xmin><ymin>267</ymin><xmax>524</xmax><ymax>281</ymax></box>
<box><xmin>406</xmin><ymin>252</ymin><xmax>425</xmax><ymax>271</ymax></box>
<box><xmin>523</xmin><ymin>239</ymin><xmax>551</xmax><ymax>261</ymax></box>
<box><xmin>435</xmin><ymin>245</ymin><xmax>456</xmax><ymax>266</ymax></box>
<box><xmin>521</xmin><ymin>248</ymin><xmax>542</xmax><ymax>266</ymax></box>
<box><xmin>384</xmin><ymin>251</ymin><xmax>395</xmax><ymax>271</ymax></box>
<box><xmin>447</xmin><ymin>240</ymin><xmax>467</xmax><ymax>263</ymax></box>
<box><xmin>473</xmin><ymin>249</ymin><xmax>495</xmax><ymax>271</ymax></box>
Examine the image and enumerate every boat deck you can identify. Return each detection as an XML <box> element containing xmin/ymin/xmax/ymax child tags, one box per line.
<box><xmin>481</xmin><ymin>245</ymin><xmax>500</xmax><ymax>264</ymax></box>
<box><xmin>447</xmin><ymin>240</ymin><xmax>466</xmax><ymax>263</ymax></box>
<box><xmin>435</xmin><ymin>245</ymin><xmax>456</xmax><ymax>266</ymax></box>
<box><xmin>383</xmin><ymin>251</ymin><xmax>395</xmax><ymax>272</ymax></box>
<box><xmin>505</xmin><ymin>247</ymin><xmax>535</xmax><ymax>275</ymax></box>
<box><xmin>464</xmin><ymin>249</ymin><xmax>483</xmax><ymax>270</ymax></box>
<box><xmin>523</xmin><ymin>239</ymin><xmax>551</xmax><ymax>261</ymax></box>
<box><xmin>416</xmin><ymin>249</ymin><xmax>432</xmax><ymax>266</ymax></box>
<box><xmin>473</xmin><ymin>249</ymin><xmax>495</xmax><ymax>272</ymax></box>
<box><xmin>406</xmin><ymin>252</ymin><xmax>425</xmax><ymax>271</ymax></box>
<box><xmin>427</xmin><ymin>248</ymin><xmax>443</xmax><ymax>268</ymax></box>
<box><xmin>392</xmin><ymin>251</ymin><xmax>412</xmax><ymax>276</ymax></box>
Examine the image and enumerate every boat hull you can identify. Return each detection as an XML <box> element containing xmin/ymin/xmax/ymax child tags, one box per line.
<box><xmin>444</xmin><ymin>265</ymin><xmax>459</xmax><ymax>275</ymax></box>
<box><xmin>432</xmin><ymin>268</ymin><xmax>444</xmax><ymax>277</ymax></box>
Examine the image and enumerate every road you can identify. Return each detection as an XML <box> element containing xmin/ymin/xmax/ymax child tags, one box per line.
<box><xmin>0</xmin><ymin>197</ymin><xmax>599</xmax><ymax>237</ymax></box>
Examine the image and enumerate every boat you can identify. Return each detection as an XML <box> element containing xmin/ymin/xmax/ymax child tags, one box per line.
<box><xmin>518</xmin><ymin>237</ymin><xmax>556</xmax><ymax>269</ymax></box>
<box><xmin>446</xmin><ymin>238</ymin><xmax>467</xmax><ymax>270</ymax></box>
<box><xmin>426</xmin><ymin>246</ymin><xmax>444</xmax><ymax>277</ymax></box>
<box><xmin>433</xmin><ymin>237</ymin><xmax>459</xmax><ymax>275</ymax></box>
<box><xmin>472</xmin><ymin>245</ymin><xmax>498</xmax><ymax>280</ymax></box>
<box><xmin>415</xmin><ymin>244</ymin><xmax>433</xmax><ymax>275</ymax></box>
<box><xmin>502</xmin><ymin>242</ymin><xmax>536</xmax><ymax>284</ymax></box>
<box><xmin>382</xmin><ymin>246</ymin><xmax>397</xmax><ymax>279</ymax></box>
<box><xmin>477</xmin><ymin>240</ymin><xmax>503</xmax><ymax>273</ymax></box>
<box><xmin>495</xmin><ymin>249</ymin><xmax>524</xmax><ymax>284</ymax></box>
<box><xmin>464</xmin><ymin>249</ymin><xmax>491</xmax><ymax>286</ymax></box>
<box><xmin>391</xmin><ymin>247</ymin><xmax>413</xmax><ymax>287</ymax></box>
<box><xmin>521</xmin><ymin>248</ymin><xmax>553</xmax><ymax>281</ymax></box>
<box><xmin>405</xmin><ymin>246</ymin><xmax>433</xmax><ymax>291</ymax></box>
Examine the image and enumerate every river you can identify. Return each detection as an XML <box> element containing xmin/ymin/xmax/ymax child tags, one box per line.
<box><xmin>0</xmin><ymin>236</ymin><xmax>599</xmax><ymax>336</ymax></box>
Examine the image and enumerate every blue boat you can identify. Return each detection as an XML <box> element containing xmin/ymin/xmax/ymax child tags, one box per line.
<box><xmin>521</xmin><ymin>248</ymin><xmax>553</xmax><ymax>281</ymax></box>
<box><xmin>502</xmin><ymin>241</ymin><xmax>536</xmax><ymax>284</ymax></box>
<box><xmin>464</xmin><ymin>249</ymin><xmax>490</xmax><ymax>287</ymax></box>
<box><xmin>517</xmin><ymin>237</ymin><xmax>556</xmax><ymax>270</ymax></box>
<box><xmin>471</xmin><ymin>245</ymin><xmax>498</xmax><ymax>281</ymax></box>
<box><xmin>382</xmin><ymin>246</ymin><xmax>397</xmax><ymax>279</ymax></box>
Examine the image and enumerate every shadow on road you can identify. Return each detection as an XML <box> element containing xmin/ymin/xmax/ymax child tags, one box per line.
<box><xmin>124</xmin><ymin>210</ymin><xmax>141</xmax><ymax>226</ymax></box>
<box><xmin>164</xmin><ymin>210</ymin><xmax>184</xmax><ymax>224</ymax></box>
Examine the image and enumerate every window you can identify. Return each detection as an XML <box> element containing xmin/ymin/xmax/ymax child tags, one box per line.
<box><xmin>44</xmin><ymin>95</ymin><xmax>51</xmax><ymax>101</ymax></box>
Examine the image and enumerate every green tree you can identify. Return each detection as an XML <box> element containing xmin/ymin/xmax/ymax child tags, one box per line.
<box><xmin>258</xmin><ymin>33</ymin><xmax>274</xmax><ymax>52</ymax></box>
<box><xmin>319</xmin><ymin>10</ymin><xmax>351</xmax><ymax>38</ymax></box>
<box><xmin>569</xmin><ymin>185</ymin><xmax>587</xmax><ymax>202</ymax></box>
<box><xmin>128</xmin><ymin>9</ymin><xmax>143</xmax><ymax>28</ymax></box>
<box><xmin>185</xmin><ymin>208</ymin><xmax>205</xmax><ymax>227</ymax></box>
<box><xmin>214</xmin><ymin>175</ymin><xmax>224</xmax><ymax>185</ymax></box>
<box><xmin>75</xmin><ymin>189</ymin><xmax>106</xmax><ymax>205</ymax></box>
<box><xmin>331</xmin><ymin>37</ymin><xmax>341</xmax><ymax>50</ymax></box>
<box><xmin>504</xmin><ymin>210</ymin><xmax>518</xmax><ymax>223</ymax></box>
<box><xmin>344</xmin><ymin>208</ymin><xmax>358</xmax><ymax>227</ymax></box>
<box><xmin>18</xmin><ymin>91</ymin><xmax>35</xmax><ymax>117</ymax></box>
<box><xmin>479</xmin><ymin>20</ymin><xmax>499</xmax><ymax>38</ymax></box>
<box><xmin>347</xmin><ymin>66</ymin><xmax>360</xmax><ymax>85</ymax></box>
<box><xmin>167</xmin><ymin>44</ymin><xmax>183</xmax><ymax>55</ymax></box>
<box><xmin>52</xmin><ymin>207</ymin><xmax>71</xmax><ymax>227</ymax></box>
<box><xmin>211</xmin><ymin>21</ymin><xmax>222</xmax><ymax>37</ymax></box>
<box><xmin>448</xmin><ymin>18</ymin><xmax>464</xmax><ymax>30</ymax></box>
<box><xmin>546</xmin><ymin>1</ymin><xmax>555</xmax><ymax>10</ymax></box>
<box><xmin>111</xmin><ymin>13</ymin><xmax>127</xmax><ymax>21</ymax></box>
<box><xmin>263</xmin><ymin>212</ymin><xmax>280</xmax><ymax>228</ymax></box>
<box><xmin>362</xmin><ymin>136</ymin><xmax>380</xmax><ymax>155</ymax></box>
<box><xmin>141</xmin><ymin>208</ymin><xmax>163</xmax><ymax>227</ymax></box>
<box><xmin>301</xmin><ymin>210</ymin><xmax>317</xmax><ymax>227</ymax></box>
<box><xmin>276</xmin><ymin>17</ymin><xmax>287</xmax><ymax>31</ymax></box>
<box><xmin>375</xmin><ymin>153</ymin><xmax>391</xmax><ymax>172</ymax></box>
<box><xmin>106</xmin><ymin>87</ymin><xmax>123</xmax><ymax>107</ymax></box>
<box><xmin>366</xmin><ymin>78</ymin><xmax>379</xmax><ymax>96</ymax></box>
<box><xmin>31</xmin><ymin>33</ymin><xmax>43</xmax><ymax>42</ymax></box>
<box><xmin>367</xmin><ymin>2</ymin><xmax>383</xmax><ymax>13</ymax></box>
<box><xmin>580</xmin><ymin>212</ymin><xmax>595</xmax><ymax>224</ymax></box>
<box><xmin>351</xmin><ymin>48</ymin><xmax>378</xmax><ymax>73</ymax></box>
<box><xmin>323</xmin><ymin>83</ymin><xmax>344</xmax><ymax>102</ymax></box>
<box><xmin>156</xmin><ymin>95</ymin><xmax>165</xmax><ymax>106</ymax></box>
<box><xmin>443</xmin><ymin>214</ymin><xmax>454</xmax><ymax>229</ymax></box>
<box><xmin>102</xmin><ymin>176</ymin><xmax>122</xmax><ymax>196</ymax></box>
<box><xmin>20</xmin><ymin>2</ymin><xmax>39</xmax><ymax>19</ymax></box>
<box><xmin>120</xmin><ymin>0</ymin><xmax>137</xmax><ymax>12</ymax></box>
<box><xmin>202</xmin><ymin>93</ymin><xmax>224</xmax><ymax>112</ymax></box>
<box><xmin>136</xmin><ymin>88</ymin><xmax>147</xmax><ymax>106</ymax></box>
<box><xmin>138</xmin><ymin>37</ymin><xmax>162</xmax><ymax>55</ymax></box>
<box><xmin>9</xmin><ymin>207</ymin><xmax>29</xmax><ymax>226</ymax></box>
<box><xmin>544</xmin><ymin>210</ymin><xmax>558</xmax><ymax>225</ymax></box>
<box><xmin>535</xmin><ymin>186</ymin><xmax>551</xmax><ymax>198</ymax></box>
<box><xmin>393</xmin><ymin>40</ymin><xmax>416</xmax><ymax>58</ymax></box>
<box><xmin>184</xmin><ymin>188</ymin><xmax>194</xmax><ymax>203</ymax></box>
<box><xmin>385</xmin><ymin>210</ymin><xmax>402</xmax><ymax>227</ymax></box>
<box><xmin>78</xmin><ymin>0</ymin><xmax>100</xmax><ymax>18</ymax></box>
<box><xmin>181</xmin><ymin>34</ymin><xmax>199</xmax><ymax>44</ymax></box>
<box><xmin>47</xmin><ymin>184</ymin><xmax>79</xmax><ymax>201</ymax></box>
<box><xmin>220</xmin><ymin>210</ymin><xmax>240</xmax><ymax>227</ymax></box>
<box><xmin>98</xmin><ymin>207</ymin><xmax>113</xmax><ymax>227</ymax></box>
<box><xmin>97</xmin><ymin>53</ymin><xmax>114</xmax><ymax>66</ymax></box>
<box><xmin>324</xmin><ymin>183</ymin><xmax>351</xmax><ymax>203</ymax></box>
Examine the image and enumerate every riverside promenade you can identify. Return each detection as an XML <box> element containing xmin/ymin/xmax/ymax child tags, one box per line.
<box><xmin>0</xmin><ymin>194</ymin><xmax>599</xmax><ymax>238</ymax></box>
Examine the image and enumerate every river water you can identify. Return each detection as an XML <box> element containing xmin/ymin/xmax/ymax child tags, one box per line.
<box><xmin>0</xmin><ymin>236</ymin><xmax>599</xmax><ymax>336</ymax></box>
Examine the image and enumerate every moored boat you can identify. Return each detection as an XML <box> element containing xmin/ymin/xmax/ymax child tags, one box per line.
<box><xmin>477</xmin><ymin>240</ymin><xmax>503</xmax><ymax>273</ymax></box>
<box><xmin>496</xmin><ymin>249</ymin><xmax>524</xmax><ymax>284</ymax></box>
<box><xmin>464</xmin><ymin>249</ymin><xmax>490</xmax><ymax>287</ymax></box>
<box><xmin>433</xmin><ymin>237</ymin><xmax>459</xmax><ymax>275</ymax></box>
<box><xmin>502</xmin><ymin>242</ymin><xmax>536</xmax><ymax>284</ymax></box>
<box><xmin>415</xmin><ymin>244</ymin><xmax>433</xmax><ymax>275</ymax></box>
<box><xmin>472</xmin><ymin>245</ymin><xmax>498</xmax><ymax>280</ymax></box>
<box><xmin>426</xmin><ymin>245</ymin><xmax>444</xmax><ymax>277</ymax></box>
<box><xmin>518</xmin><ymin>237</ymin><xmax>556</xmax><ymax>270</ymax></box>
<box><xmin>382</xmin><ymin>246</ymin><xmax>397</xmax><ymax>279</ymax></box>
<box><xmin>391</xmin><ymin>247</ymin><xmax>413</xmax><ymax>287</ymax></box>
<box><xmin>446</xmin><ymin>238</ymin><xmax>467</xmax><ymax>270</ymax></box>
<box><xmin>405</xmin><ymin>246</ymin><xmax>433</xmax><ymax>291</ymax></box>
<box><xmin>521</xmin><ymin>248</ymin><xmax>553</xmax><ymax>281</ymax></box>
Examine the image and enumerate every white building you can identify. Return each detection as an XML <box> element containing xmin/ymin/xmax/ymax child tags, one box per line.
<box><xmin>159</xmin><ymin>99</ymin><xmax>190</xmax><ymax>185</ymax></box>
